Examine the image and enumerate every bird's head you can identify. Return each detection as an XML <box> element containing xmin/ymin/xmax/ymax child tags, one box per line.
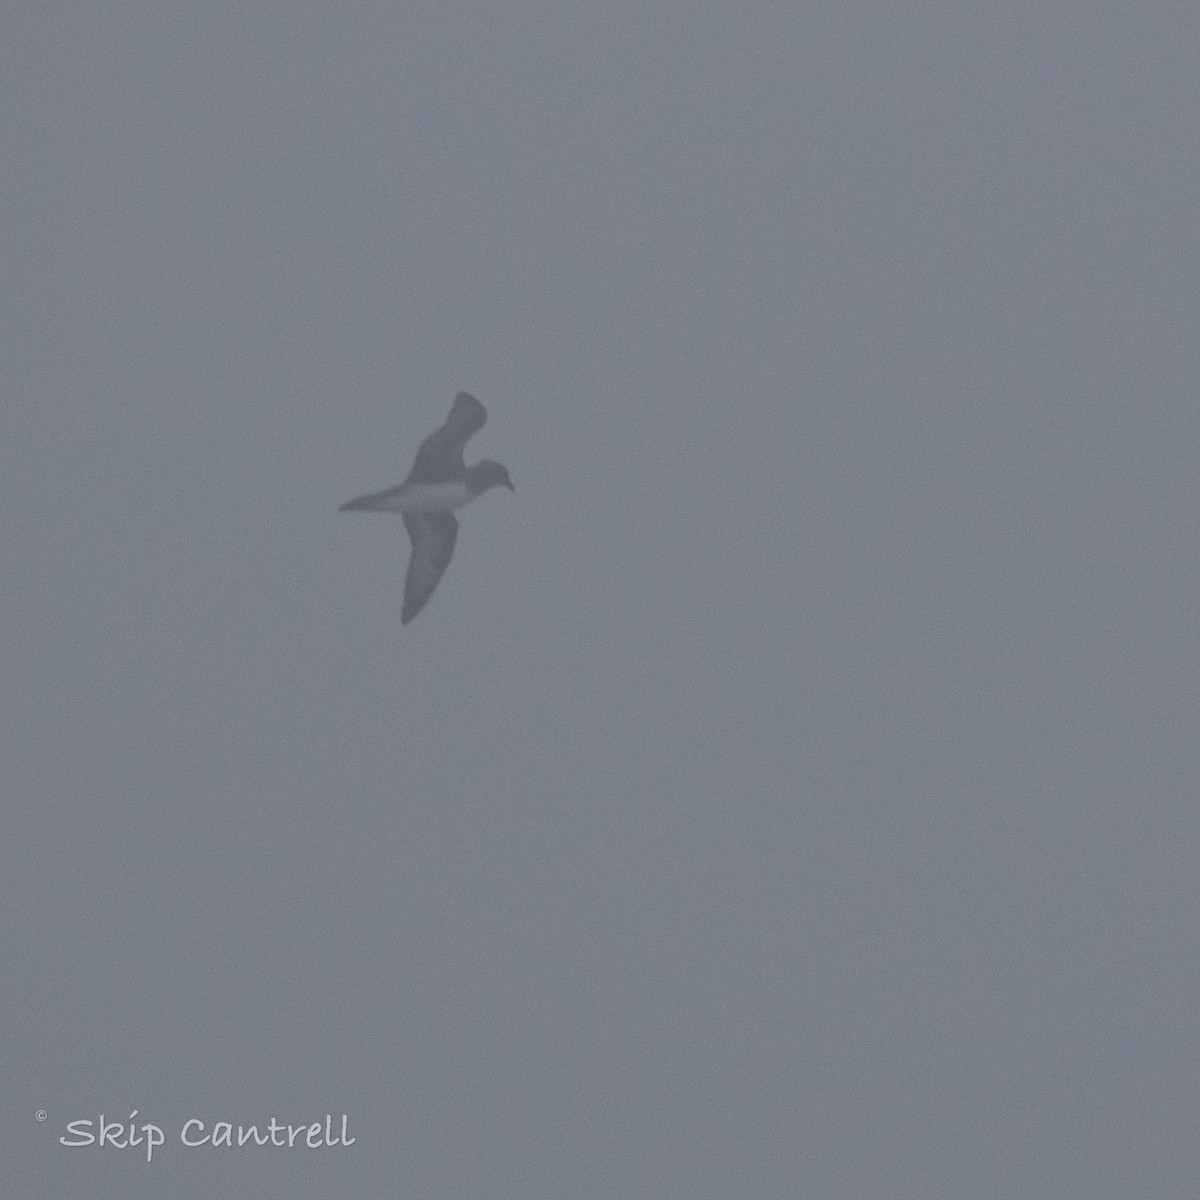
<box><xmin>469</xmin><ymin>461</ymin><xmax>515</xmax><ymax>494</ymax></box>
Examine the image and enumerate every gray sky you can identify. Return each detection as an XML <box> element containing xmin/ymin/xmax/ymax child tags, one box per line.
<box><xmin>4</xmin><ymin>3</ymin><xmax>1198</xmax><ymax>1197</ymax></box>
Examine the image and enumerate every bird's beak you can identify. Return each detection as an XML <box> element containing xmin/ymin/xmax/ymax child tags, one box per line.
<box><xmin>339</xmin><ymin>493</ymin><xmax>375</xmax><ymax>511</ymax></box>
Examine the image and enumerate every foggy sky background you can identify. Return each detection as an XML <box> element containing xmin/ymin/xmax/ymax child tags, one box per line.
<box><xmin>4</xmin><ymin>3</ymin><xmax>1198</xmax><ymax>1197</ymax></box>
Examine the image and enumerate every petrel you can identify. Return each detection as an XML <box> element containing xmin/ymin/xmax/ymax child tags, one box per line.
<box><xmin>339</xmin><ymin>392</ymin><xmax>514</xmax><ymax>623</ymax></box>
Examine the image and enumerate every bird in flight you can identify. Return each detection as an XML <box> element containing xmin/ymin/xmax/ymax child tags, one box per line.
<box><xmin>339</xmin><ymin>392</ymin><xmax>513</xmax><ymax>623</ymax></box>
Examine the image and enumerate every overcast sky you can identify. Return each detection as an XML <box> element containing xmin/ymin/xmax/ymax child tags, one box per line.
<box><xmin>4</xmin><ymin>3</ymin><xmax>1198</xmax><ymax>1197</ymax></box>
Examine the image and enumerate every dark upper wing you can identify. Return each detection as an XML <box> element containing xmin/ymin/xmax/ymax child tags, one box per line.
<box><xmin>406</xmin><ymin>392</ymin><xmax>487</xmax><ymax>484</ymax></box>
<box><xmin>401</xmin><ymin>511</ymin><xmax>458</xmax><ymax>624</ymax></box>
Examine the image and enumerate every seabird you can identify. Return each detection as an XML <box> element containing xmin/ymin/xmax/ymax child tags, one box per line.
<box><xmin>339</xmin><ymin>392</ymin><xmax>514</xmax><ymax>623</ymax></box>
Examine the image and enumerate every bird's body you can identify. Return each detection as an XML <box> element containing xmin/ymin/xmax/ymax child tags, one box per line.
<box><xmin>350</xmin><ymin>479</ymin><xmax>475</xmax><ymax>513</ymax></box>
<box><xmin>339</xmin><ymin>392</ymin><xmax>513</xmax><ymax>623</ymax></box>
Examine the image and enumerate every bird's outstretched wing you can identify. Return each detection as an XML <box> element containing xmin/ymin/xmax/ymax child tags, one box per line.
<box><xmin>406</xmin><ymin>392</ymin><xmax>487</xmax><ymax>484</ymax></box>
<box><xmin>401</xmin><ymin>511</ymin><xmax>459</xmax><ymax>623</ymax></box>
